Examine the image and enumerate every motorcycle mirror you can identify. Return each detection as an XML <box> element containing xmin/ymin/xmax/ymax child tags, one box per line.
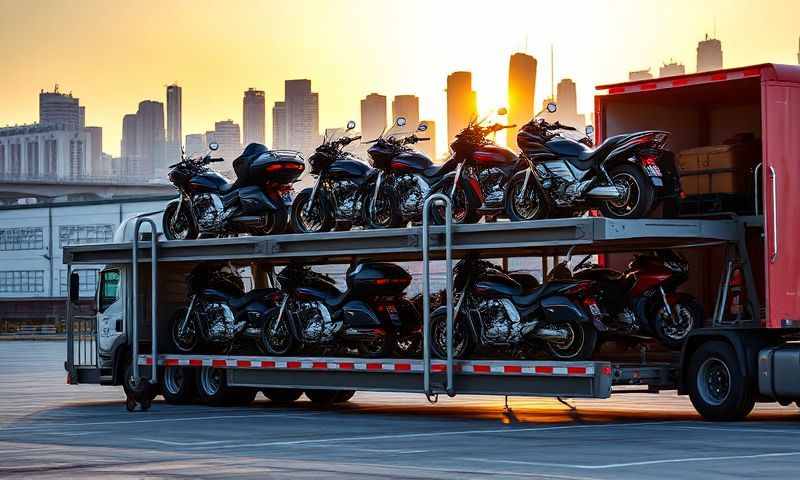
<box><xmin>417</xmin><ymin>123</ymin><xmax>428</xmax><ymax>132</ymax></box>
<box><xmin>346</xmin><ymin>120</ymin><xmax>356</xmax><ymax>130</ymax></box>
<box><xmin>585</xmin><ymin>125</ymin><xmax>595</xmax><ymax>136</ymax></box>
<box><xmin>546</xmin><ymin>102</ymin><xmax>558</xmax><ymax>113</ymax></box>
<box><xmin>395</xmin><ymin>117</ymin><xmax>407</xmax><ymax>127</ymax></box>
<box><xmin>208</xmin><ymin>142</ymin><xmax>220</xmax><ymax>151</ymax></box>
<box><xmin>496</xmin><ymin>107</ymin><xmax>508</xmax><ymax>116</ymax></box>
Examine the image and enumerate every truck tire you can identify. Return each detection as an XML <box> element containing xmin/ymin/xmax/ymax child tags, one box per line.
<box><xmin>688</xmin><ymin>341</ymin><xmax>755</xmax><ymax>421</ymax></box>
<box><xmin>161</xmin><ymin>366</ymin><xmax>195</xmax><ymax>404</ymax></box>
<box><xmin>196</xmin><ymin>366</ymin><xmax>239</xmax><ymax>406</ymax></box>
<box><xmin>305</xmin><ymin>389</ymin><xmax>355</xmax><ymax>407</ymax></box>
<box><xmin>262</xmin><ymin>388</ymin><xmax>303</xmax><ymax>403</ymax></box>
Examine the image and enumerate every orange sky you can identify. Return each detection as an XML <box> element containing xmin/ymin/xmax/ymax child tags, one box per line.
<box><xmin>1</xmin><ymin>0</ymin><xmax>798</xmax><ymax>156</ymax></box>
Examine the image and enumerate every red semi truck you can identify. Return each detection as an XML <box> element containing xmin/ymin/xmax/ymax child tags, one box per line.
<box><xmin>64</xmin><ymin>63</ymin><xmax>800</xmax><ymax>420</ymax></box>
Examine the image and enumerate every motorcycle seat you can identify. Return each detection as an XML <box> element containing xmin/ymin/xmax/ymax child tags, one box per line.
<box><xmin>324</xmin><ymin>288</ymin><xmax>351</xmax><ymax>309</ymax></box>
<box><xmin>511</xmin><ymin>281</ymin><xmax>573</xmax><ymax>307</ymax></box>
<box><xmin>229</xmin><ymin>288</ymin><xmax>278</xmax><ymax>310</ymax></box>
<box><xmin>546</xmin><ymin>134</ymin><xmax>631</xmax><ymax>170</ymax></box>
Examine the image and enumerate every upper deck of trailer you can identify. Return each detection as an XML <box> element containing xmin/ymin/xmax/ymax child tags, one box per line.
<box><xmin>63</xmin><ymin>215</ymin><xmax>757</xmax><ymax>266</ymax></box>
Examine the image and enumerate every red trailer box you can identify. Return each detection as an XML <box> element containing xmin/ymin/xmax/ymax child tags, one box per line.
<box><xmin>595</xmin><ymin>64</ymin><xmax>800</xmax><ymax>331</ymax></box>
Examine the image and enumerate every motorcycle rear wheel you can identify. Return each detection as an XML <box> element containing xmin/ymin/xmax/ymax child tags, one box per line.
<box><xmin>256</xmin><ymin>205</ymin><xmax>288</xmax><ymax>236</ymax></box>
<box><xmin>356</xmin><ymin>330</ymin><xmax>394</xmax><ymax>358</ymax></box>
<box><xmin>599</xmin><ymin>164</ymin><xmax>655</xmax><ymax>219</ymax></box>
<box><xmin>163</xmin><ymin>202</ymin><xmax>198</xmax><ymax>240</ymax></box>
<box><xmin>543</xmin><ymin>318</ymin><xmax>597</xmax><ymax>360</ymax></box>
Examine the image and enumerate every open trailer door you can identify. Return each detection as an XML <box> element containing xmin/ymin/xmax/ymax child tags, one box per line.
<box><xmin>763</xmin><ymin>79</ymin><xmax>800</xmax><ymax>328</ymax></box>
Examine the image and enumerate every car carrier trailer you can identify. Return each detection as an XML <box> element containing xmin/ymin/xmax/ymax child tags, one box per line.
<box><xmin>64</xmin><ymin>63</ymin><xmax>800</xmax><ymax>420</ymax></box>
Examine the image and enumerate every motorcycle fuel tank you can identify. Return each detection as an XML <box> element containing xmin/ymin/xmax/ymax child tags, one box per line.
<box><xmin>189</xmin><ymin>171</ymin><xmax>231</xmax><ymax>193</ymax></box>
<box><xmin>472</xmin><ymin>144</ymin><xmax>517</xmax><ymax>167</ymax></box>
<box><xmin>346</xmin><ymin>262</ymin><xmax>412</xmax><ymax>296</ymax></box>
<box><xmin>328</xmin><ymin>157</ymin><xmax>372</xmax><ymax>181</ymax></box>
<box><xmin>391</xmin><ymin>151</ymin><xmax>434</xmax><ymax>173</ymax></box>
<box><xmin>472</xmin><ymin>273</ymin><xmax>523</xmax><ymax>298</ymax></box>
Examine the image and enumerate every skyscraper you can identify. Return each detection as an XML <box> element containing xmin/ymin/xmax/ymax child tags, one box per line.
<box><xmin>39</xmin><ymin>86</ymin><xmax>81</xmax><ymax>130</ymax></box>
<box><xmin>697</xmin><ymin>35</ymin><xmax>723</xmax><ymax>72</ymax></box>
<box><xmin>135</xmin><ymin>100</ymin><xmax>166</xmax><ymax>178</ymax></box>
<box><xmin>418</xmin><ymin>120</ymin><xmax>437</xmax><ymax>160</ymax></box>
<box><xmin>121</xmin><ymin>114</ymin><xmax>139</xmax><ymax>176</ymax></box>
<box><xmin>507</xmin><ymin>53</ymin><xmax>537</xmax><ymax>150</ymax></box>
<box><xmin>285</xmin><ymin>79</ymin><xmax>319</xmax><ymax>154</ymax></box>
<box><xmin>243</xmin><ymin>88</ymin><xmax>266</xmax><ymax>145</ymax></box>
<box><xmin>659</xmin><ymin>61</ymin><xmax>686</xmax><ymax>78</ymax></box>
<box><xmin>166</xmin><ymin>84</ymin><xmax>182</xmax><ymax>146</ymax></box>
<box><xmin>272</xmin><ymin>101</ymin><xmax>288</xmax><ymax>149</ymax></box>
<box><xmin>84</xmin><ymin>126</ymin><xmax>104</xmax><ymax>176</ymax></box>
<box><xmin>212</xmin><ymin>120</ymin><xmax>241</xmax><ymax>173</ymax></box>
<box><xmin>447</xmin><ymin>71</ymin><xmax>477</xmax><ymax>145</ymax></box>
<box><xmin>629</xmin><ymin>69</ymin><xmax>654</xmax><ymax>81</ymax></box>
<box><xmin>184</xmin><ymin>133</ymin><xmax>206</xmax><ymax>156</ymax></box>
<box><xmin>557</xmin><ymin>79</ymin><xmax>582</xmax><ymax>127</ymax></box>
<box><xmin>392</xmin><ymin>95</ymin><xmax>420</xmax><ymax>128</ymax></box>
<box><xmin>361</xmin><ymin>93</ymin><xmax>387</xmax><ymax>144</ymax></box>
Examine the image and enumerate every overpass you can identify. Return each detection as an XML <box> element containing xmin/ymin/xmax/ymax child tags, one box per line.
<box><xmin>0</xmin><ymin>175</ymin><xmax>176</xmax><ymax>203</ymax></box>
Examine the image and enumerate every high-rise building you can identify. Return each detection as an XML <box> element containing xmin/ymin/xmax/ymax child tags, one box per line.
<box><xmin>446</xmin><ymin>71</ymin><xmax>477</xmax><ymax>145</ymax></box>
<box><xmin>557</xmin><ymin>78</ymin><xmax>583</xmax><ymax>127</ymax></box>
<box><xmin>166</xmin><ymin>84</ymin><xmax>182</xmax><ymax>146</ymax></box>
<box><xmin>135</xmin><ymin>100</ymin><xmax>166</xmax><ymax>178</ymax></box>
<box><xmin>285</xmin><ymin>79</ymin><xmax>319</xmax><ymax>154</ymax></box>
<box><xmin>697</xmin><ymin>35</ymin><xmax>723</xmax><ymax>72</ymax></box>
<box><xmin>361</xmin><ymin>93</ymin><xmax>387</xmax><ymax>145</ymax></box>
<box><xmin>629</xmin><ymin>69</ymin><xmax>654</xmax><ymax>81</ymax></box>
<box><xmin>184</xmin><ymin>133</ymin><xmax>206</xmax><ymax>156</ymax></box>
<box><xmin>39</xmin><ymin>87</ymin><xmax>81</xmax><ymax>131</ymax></box>
<box><xmin>121</xmin><ymin>114</ymin><xmax>139</xmax><ymax>176</ymax></box>
<box><xmin>79</xmin><ymin>106</ymin><xmax>86</xmax><ymax>129</ymax></box>
<box><xmin>272</xmin><ymin>101</ymin><xmax>288</xmax><ymax>149</ymax></box>
<box><xmin>507</xmin><ymin>53</ymin><xmax>537</xmax><ymax>150</ymax></box>
<box><xmin>418</xmin><ymin>120</ymin><xmax>437</xmax><ymax>160</ymax></box>
<box><xmin>0</xmin><ymin>124</ymin><xmax>91</xmax><ymax>179</ymax></box>
<box><xmin>84</xmin><ymin>126</ymin><xmax>104</xmax><ymax>176</ymax></box>
<box><xmin>392</xmin><ymin>95</ymin><xmax>420</xmax><ymax>128</ymax></box>
<box><xmin>659</xmin><ymin>61</ymin><xmax>686</xmax><ymax>78</ymax></box>
<box><xmin>243</xmin><ymin>88</ymin><xmax>266</xmax><ymax>146</ymax></box>
<box><xmin>212</xmin><ymin>120</ymin><xmax>241</xmax><ymax>173</ymax></box>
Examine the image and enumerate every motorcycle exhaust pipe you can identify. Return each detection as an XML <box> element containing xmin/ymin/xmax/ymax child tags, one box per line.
<box><xmin>585</xmin><ymin>186</ymin><xmax>623</xmax><ymax>200</ymax></box>
<box><xmin>228</xmin><ymin>215</ymin><xmax>264</xmax><ymax>225</ymax></box>
<box><xmin>342</xmin><ymin>327</ymin><xmax>385</xmax><ymax>341</ymax></box>
<box><xmin>529</xmin><ymin>325</ymin><xmax>570</xmax><ymax>342</ymax></box>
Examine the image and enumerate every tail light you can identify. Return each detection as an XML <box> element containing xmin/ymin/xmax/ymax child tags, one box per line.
<box><xmin>373</xmin><ymin>278</ymin><xmax>407</xmax><ymax>286</ymax></box>
<box><xmin>728</xmin><ymin>268</ymin><xmax>745</xmax><ymax>317</ymax></box>
<box><xmin>266</xmin><ymin>162</ymin><xmax>304</xmax><ymax>173</ymax></box>
<box><xmin>640</xmin><ymin>154</ymin><xmax>658</xmax><ymax>166</ymax></box>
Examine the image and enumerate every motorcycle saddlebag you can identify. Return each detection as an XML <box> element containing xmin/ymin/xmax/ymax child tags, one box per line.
<box><xmin>237</xmin><ymin>185</ymin><xmax>277</xmax><ymax>214</ymax></box>
<box><xmin>346</xmin><ymin>262</ymin><xmax>412</xmax><ymax>296</ymax></box>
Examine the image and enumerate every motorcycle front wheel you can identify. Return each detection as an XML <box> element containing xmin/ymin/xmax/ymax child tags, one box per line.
<box><xmin>599</xmin><ymin>164</ymin><xmax>656</xmax><ymax>219</ymax></box>
<box><xmin>290</xmin><ymin>189</ymin><xmax>335</xmax><ymax>233</ymax></box>
<box><xmin>651</xmin><ymin>293</ymin><xmax>704</xmax><ymax>350</ymax></box>
<box><xmin>430</xmin><ymin>178</ymin><xmax>480</xmax><ymax>225</ymax></box>
<box><xmin>163</xmin><ymin>201</ymin><xmax>198</xmax><ymax>240</ymax></box>
<box><xmin>543</xmin><ymin>318</ymin><xmax>597</xmax><ymax>360</ymax></box>
<box><xmin>170</xmin><ymin>308</ymin><xmax>200</xmax><ymax>353</ymax></box>
<box><xmin>505</xmin><ymin>171</ymin><xmax>548</xmax><ymax>222</ymax></box>
<box><xmin>363</xmin><ymin>186</ymin><xmax>402</xmax><ymax>229</ymax></box>
<box><xmin>430</xmin><ymin>309</ymin><xmax>472</xmax><ymax>359</ymax></box>
<box><xmin>259</xmin><ymin>310</ymin><xmax>294</xmax><ymax>355</ymax></box>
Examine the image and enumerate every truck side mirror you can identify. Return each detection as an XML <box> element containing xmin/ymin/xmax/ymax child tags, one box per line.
<box><xmin>69</xmin><ymin>272</ymin><xmax>80</xmax><ymax>304</ymax></box>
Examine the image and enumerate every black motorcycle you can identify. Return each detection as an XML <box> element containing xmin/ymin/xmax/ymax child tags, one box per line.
<box><xmin>429</xmin><ymin>255</ymin><xmax>603</xmax><ymax>360</ymax></box>
<box><xmin>163</xmin><ymin>142</ymin><xmax>305</xmax><ymax>239</ymax></box>
<box><xmin>363</xmin><ymin>117</ymin><xmax>477</xmax><ymax>228</ymax></box>
<box><xmin>261</xmin><ymin>262</ymin><xmax>421</xmax><ymax>357</ymax></box>
<box><xmin>289</xmin><ymin>121</ymin><xmax>371</xmax><ymax>233</ymax></box>
<box><xmin>170</xmin><ymin>263</ymin><xmax>282</xmax><ymax>354</ymax></box>
<box><xmin>507</xmin><ymin>102</ymin><xmax>679</xmax><ymax>220</ymax></box>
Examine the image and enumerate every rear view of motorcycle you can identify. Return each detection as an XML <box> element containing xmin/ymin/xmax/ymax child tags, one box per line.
<box><xmin>261</xmin><ymin>262</ymin><xmax>421</xmax><ymax>357</ymax></box>
<box><xmin>507</xmin><ymin>102</ymin><xmax>678</xmax><ymax>221</ymax></box>
<box><xmin>163</xmin><ymin>142</ymin><xmax>305</xmax><ymax>239</ymax></box>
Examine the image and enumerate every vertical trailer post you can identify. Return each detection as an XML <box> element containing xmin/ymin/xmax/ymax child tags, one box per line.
<box><xmin>422</xmin><ymin>194</ymin><xmax>454</xmax><ymax>397</ymax></box>
<box><xmin>65</xmin><ymin>263</ymin><xmax>74</xmax><ymax>381</ymax></box>
<box><xmin>131</xmin><ymin>218</ymin><xmax>158</xmax><ymax>385</ymax></box>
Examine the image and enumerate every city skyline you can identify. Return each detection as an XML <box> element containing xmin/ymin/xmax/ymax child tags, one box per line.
<box><xmin>2</xmin><ymin>0</ymin><xmax>797</xmax><ymax>158</ymax></box>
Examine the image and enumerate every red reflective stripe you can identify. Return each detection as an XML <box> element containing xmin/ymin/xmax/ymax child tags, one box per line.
<box><xmin>338</xmin><ymin>362</ymin><xmax>354</xmax><ymax>370</ymax></box>
<box><xmin>211</xmin><ymin>359</ymin><xmax>227</xmax><ymax>367</ymax></box>
<box><xmin>567</xmin><ymin>366</ymin><xmax>587</xmax><ymax>375</ymax></box>
<box><xmin>260</xmin><ymin>360</ymin><xmax>275</xmax><ymax>368</ymax></box>
<box><xmin>473</xmin><ymin>364</ymin><xmax>491</xmax><ymax>373</ymax></box>
<box><xmin>366</xmin><ymin>363</ymin><xmax>382</xmax><ymax>371</ymax></box>
<box><xmin>312</xmin><ymin>362</ymin><xmax>327</xmax><ymax>369</ymax></box>
<box><xmin>237</xmin><ymin>360</ymin><xmax>251</xmax><ymax>368</ymax></box>
<box><xmin>286</xmin><ymin>361</ymin><xmax>302</xmax><ymax>369</ymax></box>
<box><xmin>394</xmin><ymin>363</ymin><xmax>411</xmax><ymax>371</ymax></box>
<box><xmin>711</xmin><ymin>72</ymin><xmax>727</xmax><ymax>81</ymax></box>
<box><xmin>640</xmin><ymin>82</ymin><xmax>657</xmax><ymax>91</ymax></box>
<box><xmin>672</xmin><ymin>78</ymin><xmax>689</xmax><ymax>87</ymax></box>
<box><xmin>742</xmin><ymin>67</ymin><xmax>761</xmax><ymax>77</ymax></box>
<box><xmin>535</xmin><ymin>366</ymin><xmax>554</xmax><ymax>374</ymax></box>
<box><xmin>144</xmin><ymin>357</ymin><xmax>153</xmax><ymax>365</ymax></box>
<box><xmin>431</xmin><ymin>364</ymin><xmax>446</xmax><ymax>373</ymax></box>
<box><xmin>189</xmin><ymin>359</ymin><xmax>203</xmax><ymax>366</ymax></box>
<box><xmin>503</xmin><ymin>365</ymin><xmax>522</xmax><ymax>374</ymax></box>
<box><xmin>601</xmin><ymin>366</ymin><xmax>613</xmax><ymax>376</ymax></box>
<box><xmin>164</xmin><ymin>358</ymin><xmax>179</xmax><ymax>366</ymax></box>
<box><xmin>608</xmin><ymin>86</ymin><xmax>626</xmax><ymax>94</ymax></box>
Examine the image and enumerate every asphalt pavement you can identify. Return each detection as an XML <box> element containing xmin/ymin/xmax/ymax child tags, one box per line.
<box><xmin>1</xmin><ymin>341</ymin><xmax>799</xmax><ymax>479</ymax></box>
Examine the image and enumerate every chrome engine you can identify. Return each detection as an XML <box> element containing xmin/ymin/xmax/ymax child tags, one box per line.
<box><xmin>476</xmin><ymin>298</ymin><xmax>525</xmax><ymax>344</ymax></box>
<box><xmin>331</xmin><ymin>180</ymin><xmax>362</xmax><ymax>219</ymax></box>
<box><xmin>477</xmin><ymin>168</ymin><xmax>506</xmax><ymax>208</ymax></box>
<box><xmin>394</xmin><ymin>174</ymin><xmax>430</xmax><ymax>219</ymax></box>
<box><xmin>293</xmin><ymin>301</ymin><xmax>341</xmax><ymax>343</ymax></box>
<box><xmin>201</xmin><ymin>302</ymin><xmax>243</xmax><ymax>343</ymax></box>
<box><xmin>192</xmin><ymin>193</ymin><xmax>224</xmax><ymax>231</ymax></box>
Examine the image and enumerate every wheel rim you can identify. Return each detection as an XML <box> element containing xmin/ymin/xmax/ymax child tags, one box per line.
<box><xmin>370</xmin><ymin>190</ymin><xmax>394</xmax><ymax>227</ymax></box>
<box><xmin>298</xmin><ymin>197</ymin><xmax>326</xmax><ymax>232</ymax></box>
<box><xmin>200</xmin><ymin>367</ymin><xmax>222</xmax><ymax>396</ymax></box>
<box><xmin>432</xmin><ymin>316</ymin><xmax>467</xmax><ymax>358</ymax></box>
<box><xmin>658</xmin><ymin>304</ymin><xmax>695</xmax><ymax>341</ymax></box>
<box><xmin>606</xmin><ymin>172</ymin><xmax>640</xmax><ymax>217</ymax></box>
<box><xmin>262</xmin><ymin>313</ymin><xmax>291</xmax><ymax>354</ymax></box>
<box><xmin>168</xmin><ymin>208</ymin><xmax>191</xmax><ymax>239</ymax></box>
<box><xmin>359</xmin><ymin>332</ymin><xmax>388</xmax><ymax>356</ymax></box>
<box><xmin>163</xmin><ymin>366</ymin><xmax>184</xmax><ymax>395</ymax></box>
<box><xmin>172</xmin><ymin>314</ymin><xmax>198</xmax><ymax>352</ymax></box>
<box><xmin>545</xmin><ymin>321</ymin><xmax>585</xmax><ymax>359</ymax></box>
<box><xmin>511</xmin><ymin>179</ymin><xmax>542</xmax><ymax>220</ymax></box>
<box><xmin>258</xmin><ymin>213</ymin><xmax>276</xmax><ymax>235</ymax></box>
<box><xmin>434</xmin><ymin>186</ymin><xmax>468</xmax><ymax>223</ymax></box>
<box><xmin>697</xmin><ymin>357</ymin><xmax>731</xmax><ymax>406</ymax></box>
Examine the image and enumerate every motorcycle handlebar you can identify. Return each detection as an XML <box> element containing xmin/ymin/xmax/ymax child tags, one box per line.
<box><xmin>208</xmin><ymin>157</ymin><xmax>224</xmax><ymax>163</ymax></box>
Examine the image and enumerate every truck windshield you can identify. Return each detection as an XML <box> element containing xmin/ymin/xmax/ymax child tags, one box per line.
<box><xmin>99</xmin><ymin>270</ymin><xmax>120</xmax><ymax>313</ymax></box>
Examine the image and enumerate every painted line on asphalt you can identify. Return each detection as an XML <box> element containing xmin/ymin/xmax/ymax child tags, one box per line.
<box><xmin>462</xmin><ymin>451</ymin><xmax>800</xmax><ymax>470</ymax></box>
<box><xmin>45</xmin><ymin>431</ymin><xmax>110</xmax><ymax>437</ymax></box>
<box><xmin>666</xmin><ymin>425</ymin><xmax>800</xmax><ymax>435</ymax></box>
<box><xmin>133</xmin><ymin>437</ymin><xmax>236</xmax><ymax>446</ymax></box>
<box><xmin>187</xmin><ymin>420</ymin><xmax>678</xmax><ymax>450</ymax></box>
<box><xmin>360</xmin><ymin>448</ymin><xmax>431</xmax><ymax>454</ymax></box>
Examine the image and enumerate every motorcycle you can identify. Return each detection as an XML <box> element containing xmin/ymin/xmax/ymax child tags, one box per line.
<box><xmin>170</xmin><ymin>263</ymin><xmax>283</xmax><ymax>354</ymax></box>
<box><xmin>289</xmin><ymin>121</ymin><xmax>370</xmax><ymax>233</ymax></box>
<box><xmin>567</xmin><ymin>249</ymin><xmax>704</xmax><ymax>349</ymax></box>
<box><xmin>261</xmin><ymin>262</ymin><xmax>421</xmax><ymax>358</ymax></box>
<box><xmin>429</xmin><ymin>255</ymin><xmax>604</xmax><ymax>360</ymax></box>
<box><xmin>506</xmin><ymin>102</ymin><xmax>678</xmax><ymax>220</ymax></box>
<box><xmin>163</xmin><ymin>142</ymin><xmax>305</xmax><ymax>240</ymax></box>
